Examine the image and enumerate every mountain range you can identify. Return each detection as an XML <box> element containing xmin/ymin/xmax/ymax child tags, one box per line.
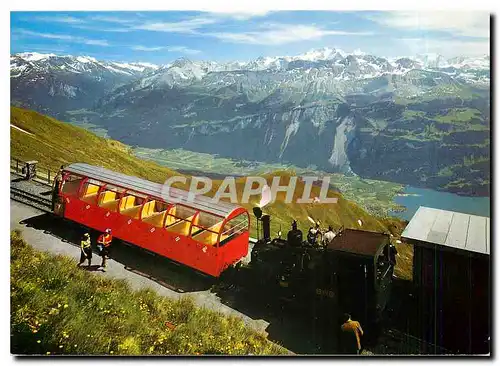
<box><xmin>10</xmin><ymin>48</ymin><xmax>490</xmax><ymax>196</ymax></box>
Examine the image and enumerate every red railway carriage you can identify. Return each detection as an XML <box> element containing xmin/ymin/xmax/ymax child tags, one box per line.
<box><xmin>53</xmin><ymin>163</ymin><xmax>250</xmax><ymax>277</ymax></box>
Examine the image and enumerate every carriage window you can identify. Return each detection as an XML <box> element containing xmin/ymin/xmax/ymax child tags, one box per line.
<box><xmin>154</xmin><ymin>201</ymin><xmax>169</xmax><ymax>212</ymax></box>
<box><xmin>118</xmin><ymin>191</ymin><xmax>148</xmax><ymax>219</ymax></box>
<box><xmin>166</xmin><ymin>205</ymin><xmax>197</xmax><ymax>226</ymax></box>
<box><xmin>126</xmin><ymin>191</ymin><xmax>147</xmax><ymax>205</ymax></box>
<box><xmin>98</xmin><ymin>184</ymin><xmax>126</xmax><ymax>210</ymax></box>
<box><xmin>79</xmin><ymin>178</ymin><xmax>104</xmax><ymax>204</ymax></box>
<box><xmin>190</xmin><ymin>212</ymin><xmax>223</xmax><ymax>235</ymax></box>
<box><xmin>220</xmin><ymin>214</ymin><xmax>249</xmax><ymax>245</ymax></box>
<box><xmin>80</xmin><ymin>178</ymin><xmax>103</xmax><ymax>196</ymax></box>
<box><xmin>198</xmin><ymin>212</ymin><xmax>223</xmax><ymax>230</ymax></box>
<box><xmin>60</xmin><ymin>174</ymin><xmax>83</xmax><ymax>196</ymax></box>
<box><xmin>104</xmin><ymin>184</ymin><xmax>126</xmax><ymax>195</ymax></box>
<box><xmin>164</xmin><ymin>205</ymin><xmax>199</xmax><ymax>236</ymax></box>
<box><xmin>133</xmin><ymin>195</ymin><xmax>146</xmax><ymax>206</ymax></box>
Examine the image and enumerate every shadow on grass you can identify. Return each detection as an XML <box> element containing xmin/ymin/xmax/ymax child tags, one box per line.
<box><xmin>77</xmin><ymin>264</ymin><xmax>103</xmax><ymax>272</ymax></box>
<box><xmin>19</xmin><ymin>213</ymin><xmax>214</xmax><ymax>293</ymax></box>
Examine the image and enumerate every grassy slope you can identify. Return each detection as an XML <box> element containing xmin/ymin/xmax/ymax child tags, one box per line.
<box><xmin>434</xmin><ymin>107</ymin><xmax>483</xmax><ymax>123</ymax></box>
<box><xmin>11</xmin><ymin>231</ymin><xmax>287</xmax><ymax>355</ymax></box>
<box><xmin>10</xmin><ymin>106</ymin><xmax>179</xmax><ymax>183</ymax></box>
<box><xmin>10</xmin><ymin>106</ymin><xmax>411</xmax><ymax>279</ymax></box>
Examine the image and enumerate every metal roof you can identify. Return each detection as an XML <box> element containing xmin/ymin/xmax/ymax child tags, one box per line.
<box><xmin>65</xmin><ymin>163</ymin><xmax>242</xmax><ymax>218</ymax></box>
<box><xmin>402</xmin><ymin>206</ymin><xmax>490</xmax><ymax>256</ymax></box>
<box><xmin>327</xmin><ymin>229</ymin><xmax>390</xmax><ymax>257</ymax></box>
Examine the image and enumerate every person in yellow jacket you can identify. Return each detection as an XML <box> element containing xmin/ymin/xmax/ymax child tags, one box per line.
<box><xmin>97</xmin><ymin>228</ymin><xmax>113</xmax><ymax>272</ymax></box>
<box><xmin>340</xmin><ymin>313</ymin><xmax>364</xmax><ymax>355</ymax></box>
<box><xmin>78</xmin><ymin>232</ymin><xmax>92</xmax><ymax>267</ymax></box>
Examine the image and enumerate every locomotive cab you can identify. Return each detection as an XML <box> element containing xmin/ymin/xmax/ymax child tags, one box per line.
<box><xmin>249</xmin><ymin>227</ymin><xmax>392</xmax><ymax>336</ymax></box>
<box><xmin>326</xmin><ymin>229</ymin><xmax>392</xmax><ymax>329</ymax></box>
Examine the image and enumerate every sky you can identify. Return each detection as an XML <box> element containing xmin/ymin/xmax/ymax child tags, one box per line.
<box><xmin>10</xmin><ymin>11</ymin><xmax>490</xmax><ymax>64</ymax></box>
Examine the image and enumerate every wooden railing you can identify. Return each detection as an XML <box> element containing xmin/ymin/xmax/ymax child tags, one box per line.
<box><xmin>10</xmin><ymin>157</ymin><xmax>59</xmax><ymax>187</ymax></box>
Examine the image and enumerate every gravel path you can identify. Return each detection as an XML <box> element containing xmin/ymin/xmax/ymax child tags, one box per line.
<box><xmin>11</xmin><ymin>172</ymin><xmax>53</xmax><ymax>197</ymax></box>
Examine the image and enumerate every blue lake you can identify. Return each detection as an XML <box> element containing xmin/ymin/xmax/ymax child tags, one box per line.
<box><xmin>391</xmin><ymin>186</ymin><xmax>491</xmax><ymax>221</ymax></box>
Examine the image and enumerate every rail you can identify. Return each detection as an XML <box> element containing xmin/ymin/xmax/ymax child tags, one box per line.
<box><xmin>381</xmin><ymin>327</ymin><xmax>450</xmax><ymax>355</ymax></box>
<box><xmin>10</xmin><ymin>157</ymin><xmax>59</xmax><ymax>187</ymax></box>
<box><xmin>10</xmin><ymin>186</ymin><xmax>52</xmax><ymax>213</ymax></box>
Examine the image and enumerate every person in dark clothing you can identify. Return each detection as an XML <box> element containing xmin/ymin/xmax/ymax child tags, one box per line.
<box><xmin>388</xmin><ymin>243</ymin><xmax>398</xmax><ymax>278</ymax></box>
<box><xmin>78</xmin><ymin>232</ymin><xmax>92</xmax><ymax>267</ymax></box>
<box><xmin>307</xmin><ymin>223</ymin><xmax>322</xmax><ymax>246</ymax></box>
<box><xmin>389</xmin><ymin>243</ymin><xmax>398</xmax><ymax>265</ymax></box>
<box><xmin>287</xmin><ymin>220</ymin><xmax>303</xmax><ymax>247</ymax></box>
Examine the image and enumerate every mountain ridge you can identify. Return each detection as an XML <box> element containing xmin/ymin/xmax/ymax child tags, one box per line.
<box><xmin>10</xmin><ymin>49</ymin><xmax>490</xmax><ymax>197</ymax></box>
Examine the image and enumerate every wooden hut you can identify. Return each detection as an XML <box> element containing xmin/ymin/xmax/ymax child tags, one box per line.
<box><xmin>402</xmin><ymin>206</ymin><xmax>490</xmax><ymax>354</ymax></box>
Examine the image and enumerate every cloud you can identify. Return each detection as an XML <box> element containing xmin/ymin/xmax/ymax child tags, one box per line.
<box><xmin>134</xmin><ymin>17</ymin><xmax>218</xmax><ymax>34</ymax></box>
<box><xmin>208</xmin><ymin>23</ymin><xmax>373</xmax><ymax>45</ymax></box>
<box><xmin>132</xmin><ymin>45</ymin><xmax>165</xmax><ymax>51</ymax></box>
<box><xmin>84</xmin><ymin>39</ymin><xmax>110</xmax><ymax>46</ymax></box>
<box><xmin>89</xmin><ymin>15</ymin><xmax>137</xmax><ymax>24</ymax></box>
<box><xmin>369</xmin><ymin>11</ymin><xmax>490</xmax><ymax>38</ymax></box>
<box><xmin>16</xmin><ymin>29</ymin><xmax>110</xmax><ymax>47</ymax></box>
<box><xmin>166</xmin><ymin>46</ymin><xmax>201</xmax><ymax>55</ymax></box>
<box><xmin>72</xmin><ymin>24</ymin><xmax>132</xmax><ymax>33</ymax></box>
<box><xmin>31</xmin><ymin>15</ymin><xmax>85</xmax><ymax>24</ymax></box>
<box><xmin>132</xmin><ymin>45</ymin><xmax>201</xmax><ymax>54</ymax></box>
<box><xmin>17</xmin><ymin>29</ymin><xmax>74</xmax><ymax>40</ymax></box>
<box><xmin>79</xmin><ymin>12</ymin><xmax>270</xmax><ymax>35</ymax></box>
<box><xmin>207</xmin><ymin>10</ymin><xmax>271</xmax><ymax>21</ymax></box>
<box><xmin>18</xmin><ymin>46</ymin><xmax>69</xmax><ymax>54</ymax></box>
<box><xmin>398</xmin><ymin>37</ymin><xmax>490</xmax><ymax>58</ymax></box>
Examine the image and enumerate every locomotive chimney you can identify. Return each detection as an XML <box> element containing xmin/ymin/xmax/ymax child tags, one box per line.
<box><xmin>261</xmin><ymin>214</ymin><xmax>271</xmax><ymax>242</ymax></box>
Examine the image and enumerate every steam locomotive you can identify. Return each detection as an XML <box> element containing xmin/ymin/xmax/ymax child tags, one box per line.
<box><xmin>239</xmin><ymin>213</ymin><xmax>393</xmax><ymax>334</ymax></box>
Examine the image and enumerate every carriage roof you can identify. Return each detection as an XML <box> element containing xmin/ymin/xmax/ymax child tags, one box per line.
<box><xmin>65</xmin><ymin>163</ymin><xmax>244</xmax><ymax>219</ymax></box>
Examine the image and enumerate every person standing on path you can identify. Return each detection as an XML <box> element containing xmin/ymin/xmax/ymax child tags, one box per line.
<box><xmin>97</xmin><ymin>229</ymin><xmax>113</xmax><ymax>272</ymax></box>
<box><xmin>78</xmin><ymin>232</ymin><xmax>92</xmax><ymax>267</ymax></box>
<box><xmin>340</xmin><ymin>313</ymin><xmax>364</xmax><ymax>355</ymax></box>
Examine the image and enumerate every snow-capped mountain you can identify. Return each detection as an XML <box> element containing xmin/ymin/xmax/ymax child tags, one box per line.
<box><xmin>138</xmin><ymin>47</ymin><xmax>489</xmax><ymax>85</ymax></box>
<box><xmin>10</xmin><ymin>48</ymin><xmax>490</xmax><ymax>197</ymax></box>
<box><xmin>11</xmin><ymin>49</ymin><xmax>490</xmax><ymax>88</ymax></box>
<box><xmin>10</xmin><ymin>52</ymin><xmax>158</xmax><ymax>78</ymax></box>
<box><xmin>10</xmin><ymin>52</ymin><xmax>159</xmax><ymax>117</ymax></box>
<box><xmin>10</xmin><ymin>48</ymin><xmax>490</xmax><ymax>119</ymax></box>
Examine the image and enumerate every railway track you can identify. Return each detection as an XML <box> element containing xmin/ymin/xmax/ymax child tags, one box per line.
<box><xmin>10</xmin><ymin>186</ymin><xmax>52</xmax><ymax>213</ymax></box>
